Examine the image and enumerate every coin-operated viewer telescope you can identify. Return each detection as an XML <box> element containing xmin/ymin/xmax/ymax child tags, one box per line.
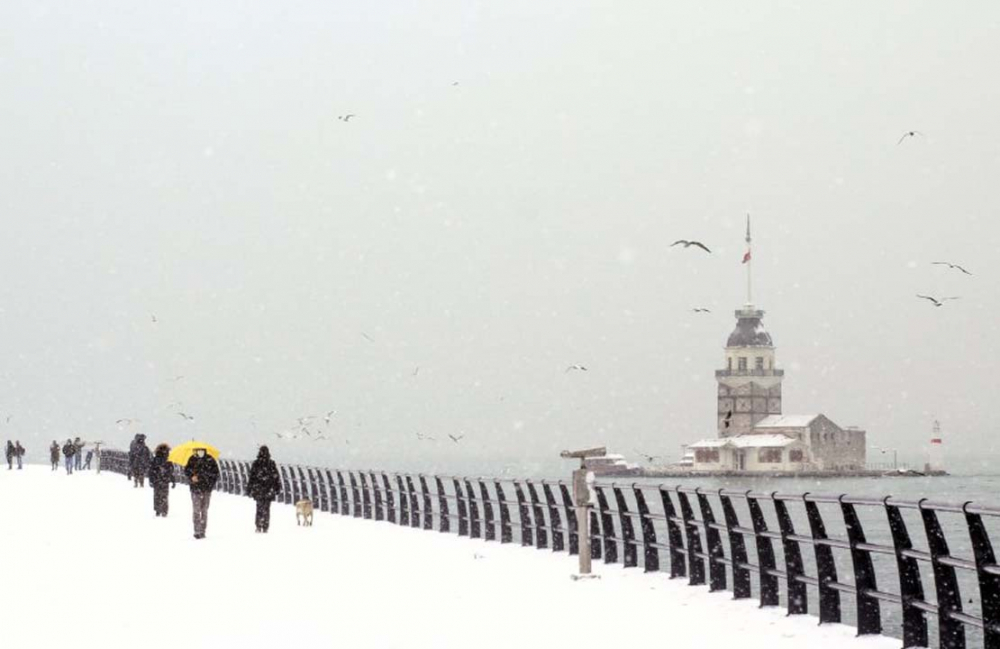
<box><xmin>559</xmin><ymin>447</ymin><xmax>605</xmax><ymax>578</ymax></box>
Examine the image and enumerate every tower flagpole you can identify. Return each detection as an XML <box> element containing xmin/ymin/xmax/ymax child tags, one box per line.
<box><xmin>745</xmin><ymin>214</ymin><xmax>752</xmax><ymax>306</ymax></box>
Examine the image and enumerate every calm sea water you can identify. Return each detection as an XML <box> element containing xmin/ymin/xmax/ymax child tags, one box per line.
<box><xmin>626</xmin><ymin>473</ymin><xmax>1000</xmax><ymax>504</ymax></box>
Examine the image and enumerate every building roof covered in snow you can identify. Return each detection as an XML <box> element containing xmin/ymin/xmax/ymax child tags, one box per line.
<box><xmin>688</xmin><ymin>434</ymin><xmax>797</xmax><ymax>449</ymax></box>
<box><xmin>729</xmin><ymin>434</ymin><xmax>797</xmax><ymax>448</ymax></box>
<box><xmin>754</xmin><ymin>414</ymin><xmax>820</xmax><ymax>428</ymax></box>
<box><xmin>687</xmin><ymin>439</ymin><xmax>732</xmax><ymax>449</ymax></box>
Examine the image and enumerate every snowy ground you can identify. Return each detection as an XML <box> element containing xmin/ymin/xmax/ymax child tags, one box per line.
<box><xmin>1</xmin><ymin>466</ymin><xmax>897</xmax><ymax>648</ymax></box>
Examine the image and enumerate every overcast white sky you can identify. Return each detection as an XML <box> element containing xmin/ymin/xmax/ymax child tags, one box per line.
<box><xmin>1</xmin><ymin>1</ymin><xmax>997</xmax><ymax>475</ymax></box>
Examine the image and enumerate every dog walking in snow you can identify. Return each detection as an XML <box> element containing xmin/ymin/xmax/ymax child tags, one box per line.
<box><xmin>295</xmin><ymin>499</ymin><xmax>314</xmax><ymax>526</ymax></box>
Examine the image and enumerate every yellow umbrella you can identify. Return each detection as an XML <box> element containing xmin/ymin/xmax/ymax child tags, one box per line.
<box><xmin>168</xmin><ymin>440</ymin><xmax>221</xmax><ymax>466</ymax></box>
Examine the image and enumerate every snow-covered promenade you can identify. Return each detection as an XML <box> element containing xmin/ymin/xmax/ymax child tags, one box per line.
<box><xmin>0</xmin><ymin>466</ymin><xmax>896</xmax><ymax>648</ymax></box>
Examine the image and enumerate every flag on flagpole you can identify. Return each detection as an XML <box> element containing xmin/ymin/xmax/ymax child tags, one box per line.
<box><xmin>742</xmin><ymin>250</ymin><xmax>751</xmax><ymax>264</ymax></box>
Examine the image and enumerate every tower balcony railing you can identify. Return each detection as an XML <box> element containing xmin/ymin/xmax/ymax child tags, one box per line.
<box><xmin>715</xmin><ymin>369</ymin><xmax>784</xmax><ymax>378</ymax></box>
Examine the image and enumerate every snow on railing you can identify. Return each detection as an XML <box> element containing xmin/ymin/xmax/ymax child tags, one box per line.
<box><xmin>98</xmin><ymin>449</ymin><xmax>999</xmax><ymax>649</ymax></box>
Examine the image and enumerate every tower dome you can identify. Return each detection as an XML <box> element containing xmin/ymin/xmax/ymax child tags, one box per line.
<box><xmin>716</xmin><ymin>305</ymin><xmax>783</xmax><ymax>437</ymax></box>
<box><xmin>726</xmin><ymin>308</ymin><xmax>773</xmax><ymax>348</ymax></box>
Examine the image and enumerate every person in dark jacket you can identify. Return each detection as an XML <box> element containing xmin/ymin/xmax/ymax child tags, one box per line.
<box><xmin>14</xmin><ymin>441</ymin><xmax>25</xmax><ymax>469</ymax></box>
<box><xmin>246</xmin><ymin>446</ymin><xmax>281</xmax><ymax>533</ymax></box>
<box><xmin>5</xmin><ymin>441</ymin><xmax>13</xmax><ymax>470</ymax></box>
<box><xmin>184</xmin><ymin>448</ymin><xmax>219</xmax><ymax>539</ymax></box>
<box><xmin>62</xmin><ymin>438</ymin><xmax>76</xmax><ymax>474</ymax></box>
<box><xmin>73</xmin><ymin>437</ymin><xmax>85</xmax><ymax>471</ymax></box>
<box><xmin>50</xmin><ymin>441</ymin><xmax>60</xmax><ymax>471</ymax></box>
<box><xmin>147</xmin><ymin>444</ymin><xmax>176</xmax><ymax>517</ymax></box>
<box><xmin>126</xmin><ymin>434</ymin><xmax>141</xmax><ymax>481</ymax></box>
<box><xmin>128</xmin><ymin>434</ymin><xmax>151</xmax><ymax>487</ymax></box>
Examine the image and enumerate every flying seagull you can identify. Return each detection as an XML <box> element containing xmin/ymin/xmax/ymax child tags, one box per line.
<box><xmin>151</xmin><ymin>314</ymin><xmax>158</xmax><ymax>323</ymax></box>
<box><xmin>416</xmin><ymin>432</ymin><xmax>436</xmax><ymax>441</ymax></box>
<box><xmin>338</xmin><ymin>114</ymin><xmax>356</xmax><ymax>122</ymax></box>
<box><xmin>314</xmin><ymin>434</ymin><xmax>329</xmax><ymax>442</ymax></box>
<box><xmin>448</xmin><ymin>433</ymin><xmax>465</xmax><ymax>444</ymax></box>
<box><xmin>361</xmin><ymin>332</ymin><xmax>375</xmax><ymax>343</ymax></box>
<box><xmin>671</xmin><ymin>240</ymin><xmax>711</xmax><ymax>253</ymax></box>
<box><xmin>917</xmin><ymin>294</ymin><xmax>960</xmax><ymax>307</ymax></box>
<box><xmin>897</xmin><ymin>130</ymin><xmax>924</xmax><ymax>145</ymax></box>
<box><xmin>692</xmin><ymin>308</ymin><xmax>711</xmax><ymax>313</ymax></box>
<box><xmin>565</xmin><ymin>364</ymin><xmax>588</xmax><ymax>373</ymax></box>
<box><xmin>932</xmin><ymin>261</ymin><xmax>972</xmax><ymax>276</ymax></box>
<box><xmin>177</xmin><ymin>412</ymin><xmax>195</xmax><ymax>421</ymax></box>
<box><xmin>634</xmin><ymin>450</ymin><xmax>661</xmax><ymax>464</ymax></box>
<box><xmin>412</xmin><ymin>366</ymin><xmax>420</xmax><ymax>376</ymax></box>
<box><xmin>723</xmin><ymin>409</ymin><xmax>733</xmax><ymax>429</ymax></box>
<box><xmin>324</xmin><ymin>410</ymin><xmax>336</xmax><ymax>426</ymax></box>
<box><xmin>115</xmin><ymin>418</ymin><xmax>139</xmax><ymax>426</ymax></box>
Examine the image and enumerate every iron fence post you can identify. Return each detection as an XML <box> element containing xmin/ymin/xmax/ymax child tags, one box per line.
<box><xmin>840</xmin><ymin>496</ymin><xmax>880</xmax><ymax>635</ymax></box>
<box><xmin>719</xmin><ymin>490</ymin><xmax>750</xmax><ymax>598</ymax></box>
<box><xmin>465</xmin><ymin>479</ymin><xmax>481</xmax><ymax>539</ymax></box>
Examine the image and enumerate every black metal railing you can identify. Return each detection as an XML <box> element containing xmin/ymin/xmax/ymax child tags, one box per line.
<box><xmin>98</xmin><ymin>449</ymin><xmax>1000</xmax><ymax>649</ymax></box>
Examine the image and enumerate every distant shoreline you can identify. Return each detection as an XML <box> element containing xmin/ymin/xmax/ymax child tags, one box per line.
<box><xmin>595</xmin><ymin>468</ymin><xmax>950</xmax><ymax>479</ymax></box>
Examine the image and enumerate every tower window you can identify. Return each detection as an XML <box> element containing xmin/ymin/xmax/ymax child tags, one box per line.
<box><xmin>727</xmin><ymin>357</ymin><xmax>732</xmax><ymax>371</ymax></box>
<box><xmin>738</xmin><ymin>357</ymin><xmax>747</xmax><ymax>371</ymax></box>
<box><xmin>755</xmin><ymin>357</ymin><xmax>764</xmax><ymax>371</ymax></box>
<box><xmin>789</xmin><ymin>449</ymin><xmax>804</xmax><ymax>462</ymax></box>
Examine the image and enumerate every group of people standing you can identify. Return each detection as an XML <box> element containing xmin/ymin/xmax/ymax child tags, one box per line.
<box><xmin>50</xmin><ymin>438</ymin><xmax>92</xmax><ymax>473</ymax></box>
<box><xmin>123</xmin><ymin>434</ymin><xmax>283</xmax><ymax>538</ymax></box>
<box><xmin>4</xmin><ymin>438</ymin><xmax>95</xmax><ymax>473</ymax></box>
<box><xmin>5</xmin><ymin>441</ymin><xmax>25</xmax><ymax>470</ymax></box>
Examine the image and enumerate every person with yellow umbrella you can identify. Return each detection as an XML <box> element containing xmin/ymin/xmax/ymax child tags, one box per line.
<box><xmin>169</xmin><ymin>441</ymin><xmax>220</xmax><ymax>539</ymax></box>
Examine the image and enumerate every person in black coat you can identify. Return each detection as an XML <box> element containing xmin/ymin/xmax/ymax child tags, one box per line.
<box><xmin>147</xmin><ymin>444</ymin><xmax>176</xmax><ymax>517</ymax></box>
<box><xmin>50</xmin><ymin>441</ymin><xmax>60</xmax><ymax>471</ymax></box>
<box><xmin>184</xmin><ymin>449</ymin><xmax>219</xmax><ymax>539</ymax></box>
<box><xmin>5</xmin><ymin>440</ymin><xmax>13</xmax><ymax>470</ymax></box>
<box><xmin>246</xmin><ymin>446</ymin><xmax>281</xmax><ymax>533</ymax></box>
<box><xmin>129</xmin><ymin>434</ymin><xmax>151</xmax><ymax>488</ymax></box>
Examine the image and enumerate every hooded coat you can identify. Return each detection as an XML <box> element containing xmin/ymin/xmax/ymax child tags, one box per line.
<box><xmin>246</xmin><ymin>446</ymin><xmax>281</xmax><ymax>501</ymax></box>
<box><xmin>128</xmin><ymin>434</ymin><xmax>152</xmax><ymax>475</ymax></box>
<box><xmin>50</xmin><ymin>442</ymin><xmax>60</xmax><ymax>463</ymax></box>
<box><xmin>147</xmin><ymin>444</ymin><xmax>176</xmax><ymax>488</ymax></box>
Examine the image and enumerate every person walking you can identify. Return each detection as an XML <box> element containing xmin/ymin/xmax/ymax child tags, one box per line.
<box><xmin>50</xmin><ymin>441</ymin><xmax>60</xmax><ymax>471</ymax></box>
<box><xmin>14</xmin><ymin>441</ymin><xmax>25</xmax><ymax>469</ymax></box>
<box><xmin>126</xmin><ymin>434</ymin><xmax>141</xmax><ymax>483</ymax></box>
<box><xmin>73</xmin><ymin>437</ymin><xmax>85</xmax><ymax>471</ymax></box>
<box><xmin>246</xmin><ymin>446</ymin><xmax>281</xmax><ymax>533</ymax></box>
<box><xmin>62</xmin><ymin>439</ymin><xmax>76</xmax><ymax>474</ymax></box>
<box><xmin>183</xmin><ymin>447</ymin><xmax>219</xmax><ymax>539</ymax></box>
<box><xmin>5</xmin><ymin>441</ymin><xmax>13</xmax><ymax>470</ymax></box>
<box><xmin>147</xmin><ymin>444</ymin><xmax>176</xmax><ymax>517</ymax></box>
<box><xmin>129</xmin><ymin>434</ymin><xmax>151</xmax><ymax>487</ymax></box>
<box><xmin>83</xmin><ymin>449</ymin><xmax>94</xmax><ymax>470</ymax></box>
